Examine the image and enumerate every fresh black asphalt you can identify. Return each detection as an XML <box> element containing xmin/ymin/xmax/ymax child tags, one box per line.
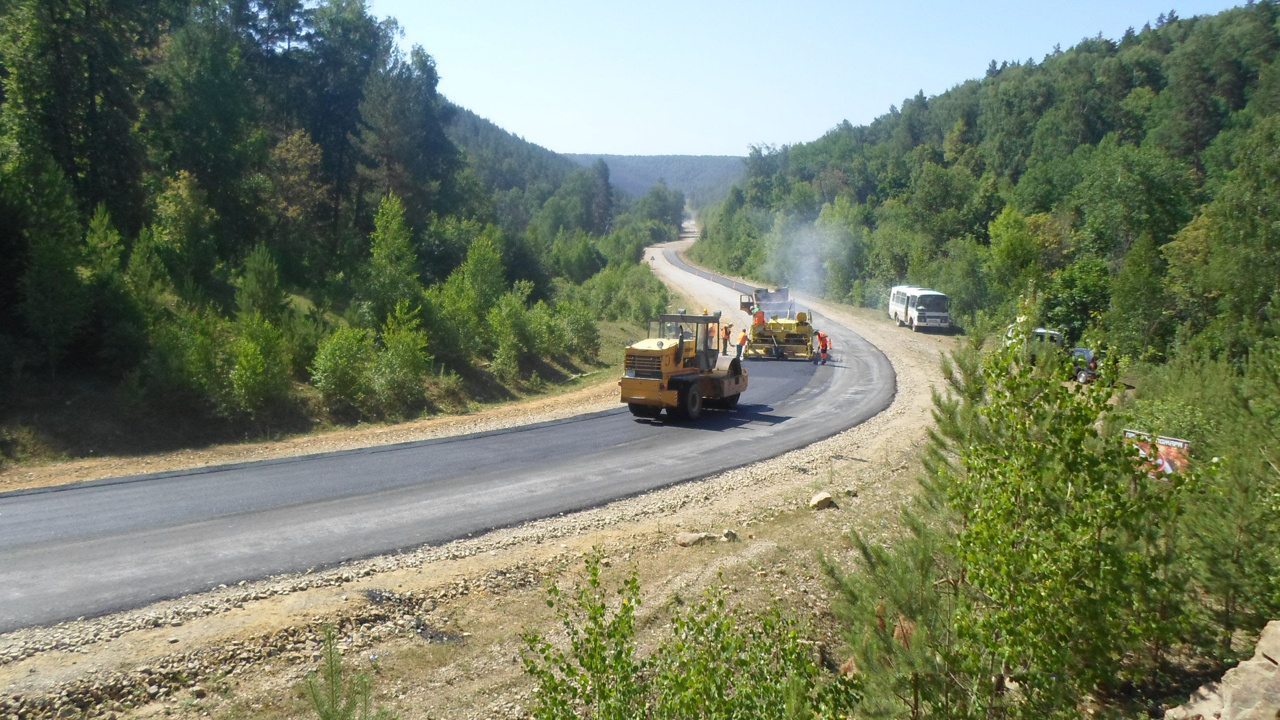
<box><xmin>0</xmin><ymin>252</ymin><xmax>895</xmax><ymax>632</ymax></box>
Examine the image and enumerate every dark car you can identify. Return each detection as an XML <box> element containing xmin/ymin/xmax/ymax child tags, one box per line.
<box><xmin>1070</xmin><ymin>348</ymin><xmax>1104</xmax><ymax>383</ymax></box>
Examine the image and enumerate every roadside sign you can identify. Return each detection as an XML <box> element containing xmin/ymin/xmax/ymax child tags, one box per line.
<box><xmin>1124</xmin><ymin>430</ymin><xmax>1191</xmax><ymax>476</ymax></box>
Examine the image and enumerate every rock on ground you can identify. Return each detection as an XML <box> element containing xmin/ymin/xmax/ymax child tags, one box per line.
<box><xmin>1167</xmin><ymin>620</ymin><xmax>1280</xmax><ymax>720</ymax></box>
<box><xmin>808</xmin><ymin>492</ymin><xmax>835</xmax><ymax>510</ymax></box>
<box><xmin>674</xmin><ymin>532</ymin><xmax>717</xmax><ymax>547</ymax></box>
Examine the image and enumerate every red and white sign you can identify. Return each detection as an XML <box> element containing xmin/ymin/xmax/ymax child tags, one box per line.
<box><xmin>1124</xmin><ymin>430</ymin><xmax>1191</xmax><ymax>476</ymax></box>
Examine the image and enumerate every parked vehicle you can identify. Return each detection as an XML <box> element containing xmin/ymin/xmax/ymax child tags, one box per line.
<box><xmin>1005</xmin><ymin>325</ymin><xmax>1064</xmax><ymax>366</ymax></box>
<box><xmin>1005</xmin><ymin>325</ymin><xmax>1063</xmax><ymax>348</ymax></box>
<box><xmin>888</xmin><ymin>285</ymin><xmax>951</xmax><ymax>332</ymax></box>
<box><xmin>1070</xmin><ymin>348</ymin><xmax>1104</xmax><ymax>384</ymax></box>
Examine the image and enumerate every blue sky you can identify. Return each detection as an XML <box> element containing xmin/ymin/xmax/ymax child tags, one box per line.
<box><xmin>366</xmin><ymin>0</ymin><xmax>1245</xmax><ymax>157</ymax></box>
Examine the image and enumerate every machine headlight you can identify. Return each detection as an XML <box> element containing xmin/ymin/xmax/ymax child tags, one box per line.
<box><xmin>624</xmin><ymin>368</ymin><xmax>636</xmax><ymax>378</ymax></box>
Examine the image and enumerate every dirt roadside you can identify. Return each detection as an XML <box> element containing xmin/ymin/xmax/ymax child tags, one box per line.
<box><xmin>0</xmin><ymin>242</ymin><xmax>956</xmax><ymax>720</ymax></box>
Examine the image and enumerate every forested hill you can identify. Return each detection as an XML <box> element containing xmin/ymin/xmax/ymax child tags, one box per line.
<box><xmin>446</xmin><ymin>105</ymin><xmax>577</xmax><ymax>191</ymax></box>
<box><xmin>688</xmin><ymin>5</ymin><xmax>1280</xmax><ymax>715</ymax></box>
<box><xmin>694</xmin><ymin>2</ymin><xmax>1280</xmax><ymax>360</ymax></box>
<box><xmin>0</xmin><ymin>0</ymin><xmax>683</xmax><ymax>446</ymax></box>
<box><xmin>565</xmin><ymin>154</ymin><xmax>745</xmax><ymax>205</ymax></box>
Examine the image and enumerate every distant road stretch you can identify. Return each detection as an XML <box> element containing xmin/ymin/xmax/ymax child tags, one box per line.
<box><xmin>0</xmin><ymin>246</ymin><xmax>895</xmax><ymax>632</ymax></box>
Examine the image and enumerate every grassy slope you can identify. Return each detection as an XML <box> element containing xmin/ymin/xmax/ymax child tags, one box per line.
<box><xmin>0</xmin><ymin>318</ymin><xmax>647</xmax><ymax>469</ymax></box>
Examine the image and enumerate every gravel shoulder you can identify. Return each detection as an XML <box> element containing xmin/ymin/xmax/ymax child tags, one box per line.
<box><xmin>0</xmin><ymin>236</ymin><xmax>956</xmax><ymax>720</ymax></box>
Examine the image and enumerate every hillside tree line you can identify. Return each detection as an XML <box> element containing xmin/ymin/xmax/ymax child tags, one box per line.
<box><xmin>680</xmin><ymin>5</ymin><xmax>1280</xmax><ymax>716</ymax></box>
<box><xmin>0</xmin><ymin>0</ymin><xmax>683</xmax><ymax>427</ymax></box>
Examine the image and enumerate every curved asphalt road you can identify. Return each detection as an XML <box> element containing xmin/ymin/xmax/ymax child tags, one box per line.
<box><xmin>0</xmin><ymin>249</ymin><xmax>895</xmax><ymax>632</ymax></box>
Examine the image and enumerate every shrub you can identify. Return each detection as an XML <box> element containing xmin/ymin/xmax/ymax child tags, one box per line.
<box><xmin>523</xmin><ymin>552</ymin><xmax>860</xmax><ymax>720</ymax></box>
<box><xmin>367</xmin><ymin>302</ymin><xmax>430</xmax><ymax>418</ymax></box>
<box><xmin>360</xmin><ymin>194</ymin><xmax>424</xmax><ymax>324</ymax></box>
<box><xmin>311</xmin><ymin>327</ymin><xmax>374</xmax><ymax>416</ymax></box>
<box><xmin>524</xmin><ymin>553</ymin><xmax>644</xmax><ymax>720</ymax></box>
<box><xmin>229</xmin><ymin>337</ymin><xmax>270</xmax><ymax>413</ymax></box>
<box><xmin>491</xmin><ymin>343</ymin><xmax>521</xmax><ymax>385</ymax></box>
<box><xmin>580</xmin><ymin>263</ymin><xmax>669</xmax><ymax>324</ymax></box>
<box><xmin>649</xmin><ymin>594</ymin><xmax>860</xmax><ymax>719</ymax></box>
<box><xmin>147</xmin><ymin>304</ymin><xmax>233</xmax><ymax>409</ymax></box>
<box><xmin>526</xmin><ymin>300</ymin><xmax>564</xmax><ymax>358</ymax></box>
<box><xmin>487</xmin><ymin>284</ymin><xmax>534</xmax><ymax>380</ymax></box>
<box><xmin>235</xmin><ymin>243</ymin><xmax>289</xmax><ymax>323</ymax></box>
<box><xmin>229</xmin><ymin>314</ymin><xmax>292</xmax><ymax>416</ymax></box>
<box><xmin>426</xmin><ymin>369</ymin><xmax>469</xmax><ymax>412</ymax></box>
<box><xmin>1119</xmin><ymin>341</ymin><xmax>1280</xmax><ymax>657</ymax></box>
<box><xmin>305</xmin><ymin>626</ymin><xmax>396</xmax><ymax>720</ymax></box>
<box><xmin>283</xmin><ymin>307</ymin><xmax>329</xmax><ymax>380</ymax></box>
<box><xmin>556</xmin><ymin>301</ymin><xmax>600</xmax><ymax>360</ymax></box>
<box><xmin>423</xmin><ymin>274</ymin><xmax>478</xmax><ymax>367</ymax></box>
<box><xmin>823</xmin><ymin>330</ymin><xmax>1280</xmax><ymax>717</ymax></box>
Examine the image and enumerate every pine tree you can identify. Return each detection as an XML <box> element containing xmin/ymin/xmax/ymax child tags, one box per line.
<box><xmin>235</xmin><ymin>244</ymin><xmax>289</xmax><ymax>323</ymax></box>
<box><xmin>588</xmin><ymin>158</ymin><xmax>613</xmax><ymax>236</ymax></box>
<box><xmin>22</xmin><ymin>221</ymin><xmax>86</xmax><ymax>376</ymax></box>
<box><xmin>1105</xmin><ymin>233</ymin><xmax>1171</xmax><ymax>360</ymax></box>
<box><xmin>12</xmin><ymin>146</ymin><xmax>86</xmax><ymax>376</ymax></box>
<box><xmin>361</xmin><ymin>193</ymin><xmax>423</xmax><ymax>325</ymax></box>
<box><xmin>84</xmin><ymin>205</ymin><xmax>124</xmax><ymax>279</ymax></box>
<box><xmin>353</xmin><ymin>46</ymin><xmax>459</xmax><ymax>227</ymax></box>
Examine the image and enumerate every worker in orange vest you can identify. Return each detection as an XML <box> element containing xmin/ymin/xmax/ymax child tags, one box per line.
<box><xmin>752</xmin><ymin>306</ymin><xmax>766</xmax><ymax>326</ymax></box>
<box><xmin>736</xmin><ymin>328</ymin><xmax>749</xmax><ymax>360</ymax></box>
<box><xmin>720</xmin><ymin>324</ymin><xmax>732</xmax><ymax>355</ymax></box>
<box><xmin>813</xmin><ymin>331</ymin><xmax>830</xmax><ymax>365</ymax></box>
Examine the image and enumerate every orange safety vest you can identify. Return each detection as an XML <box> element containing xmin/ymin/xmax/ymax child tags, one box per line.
<box><xmin>737</xmin><ymin>330</ymin><xmax>748</xmax><ymax>345</ymax></box>
<box><xmin>817</xmin><ymin>333</ymin><xmax>829</xmax><ymax>350</ymax></box>
<box><xmin>753</xmin><ymin>309</ymin><xmax>765</xmax><ymax>325</ymax></box>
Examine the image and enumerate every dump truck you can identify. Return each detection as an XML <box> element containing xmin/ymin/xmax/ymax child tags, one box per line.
<box><xmin>739</xmin><ymin>287</ymin><xmax>793</xmax><ymax>317</ymax></box>
<box><xmin>620</xmin><ymin>311</ymin><xmax>747</xmax><ymax>420</ymax></box>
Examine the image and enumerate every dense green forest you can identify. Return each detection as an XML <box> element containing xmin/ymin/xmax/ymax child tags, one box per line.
<box><xmin>694</xmin><ymin>3</ymin><xmax>1280</xmax><ymax>359</ymax></box>
<box><xmin>565</xmin><ymin>153</ymin><xmax>745</xmax><ymax>207</ymax></box>
<box><xmin>685</xmin><ymin>3</ymin><xmax>1280</xmax><ymax>717</ymax></box>
<box><xmin>3</xmin><ymin>1</ymin><xmax>1276</xmax><ymax>716</ymax></box>
<box><xmin>0</xmin><ymin>0</ymin><xmax>684</xmax><ymax>443</ymax></box>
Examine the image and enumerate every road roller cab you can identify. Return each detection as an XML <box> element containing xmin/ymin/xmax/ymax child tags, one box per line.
<box><xmin>620</xmin><ymin>310</ymin><xmax>748</xmax><ymax>421</ymax></box>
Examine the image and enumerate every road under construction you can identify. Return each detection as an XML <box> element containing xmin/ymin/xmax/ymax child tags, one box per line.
<box><xmin>0</xmin><ymin>236</ymin><xmax>895</xmax><ymax>632</ymax></box>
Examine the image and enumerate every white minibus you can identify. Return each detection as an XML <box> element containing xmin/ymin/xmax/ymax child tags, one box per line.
<box><xmin>888</xmin><ymin>285</ymin><xmax>951</xmax><ymax>332</ymax></box>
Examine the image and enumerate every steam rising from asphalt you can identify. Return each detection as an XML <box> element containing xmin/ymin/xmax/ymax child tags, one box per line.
<box><xmin>763</xmin><ymin>219</ymin><xmax>840</xmax><ymax>295</ymax></box>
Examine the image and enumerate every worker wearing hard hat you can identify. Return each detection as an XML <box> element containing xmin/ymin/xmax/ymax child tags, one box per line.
<box><xmin>813</xmin><ymin>331</ymin><xmax>830</xmax><ymax>365</ymax></box>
